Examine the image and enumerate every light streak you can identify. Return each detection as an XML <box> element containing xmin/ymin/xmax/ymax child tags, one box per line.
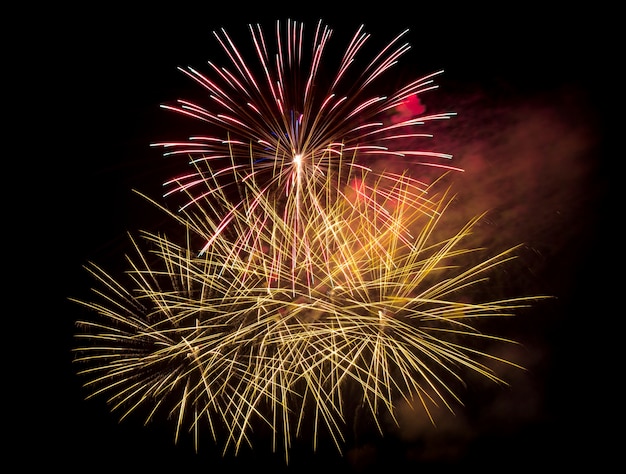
<box><xmin>151</xmin><ymin>20</ymin><xmax>458</xmax><ymax>223</ymax></box>
<box><xmin>71</xmin><ymin>19</ymin><xmax>550</xmax><ymax>464</ymax></box>
<box><xmin>73</xmin><ymin>168</ymin><xmax>548</xmax><ymax>461</ymax></box>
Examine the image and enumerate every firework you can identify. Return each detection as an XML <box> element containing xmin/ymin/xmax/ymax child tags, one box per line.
<box><xmin>73</xmin><ymin>168</ymin><xmax>546</xmax><ymax>461</ymax></box>
<box><xmin>151</xmin><ymin>19</ymin><xmax>462</xmax><ymax>253</ymax></box>
<box><xmin>72</xmin><ymin>19</ymin><xmax>549</xmax><ymax>464</ymax></box>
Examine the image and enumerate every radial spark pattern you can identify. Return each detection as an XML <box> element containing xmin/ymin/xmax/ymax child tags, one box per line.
<box><xmin>73</xmin><ymin>170</ymin><xmax>544</xmax><ymax>460</ymax></box>
<box><xmin>152</xmin><ymin>20</ymin><xmax>461</xmax><ymax>247</ymax></box>
<box><xmin>72</xmin><ymin>19</ymin><xmax>548</xmax><ymax>463</ymax></box>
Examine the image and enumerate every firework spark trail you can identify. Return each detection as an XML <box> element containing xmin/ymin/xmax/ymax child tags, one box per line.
<box><xmin>152</xmin><ymin>20</ymin><xmax>461</xmax><ymax>231</ymax></box>
<box><xmin>71</xmin><ymin>19</ymin><xmax>552</xmax><ymax>465</ymax></box>
<box><xmin>73</xmin><ymin>168</ymin><xmax>548</xmax><ymax>461</ymax></box>
<box><xmin>153</xmin><ymin>147</ymin><xmax>443</xmax><ymax>290</ymax></box>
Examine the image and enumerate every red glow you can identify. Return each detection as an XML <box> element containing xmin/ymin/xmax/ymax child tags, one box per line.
<box><xmin>391</xmin><ymin>94</ymin><xmax>426</xmax><ymax>124</ymax></box>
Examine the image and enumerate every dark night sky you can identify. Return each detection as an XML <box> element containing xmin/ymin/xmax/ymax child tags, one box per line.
<box><xmin>17</xmin><ymin>3</ymin><xmax>614</xmax><ymax>472</ymax></box>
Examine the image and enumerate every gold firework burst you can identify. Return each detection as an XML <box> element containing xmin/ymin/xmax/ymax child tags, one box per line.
<box><xmin>73</xmin><ymin>167</ymin><xmax>547</xmax><ymax>461</ymax></box>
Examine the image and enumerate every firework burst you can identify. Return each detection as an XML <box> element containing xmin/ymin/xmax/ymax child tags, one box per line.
<box><xmin>72</xmin><ymin>19</ymin><xmax>549</xmax><ymax>464</ymax></box>
<box><xmin>73</xmin><ymin>167</ymin><xmax>547</xmax><ymax>461</ymax></box>
<box><xmin>152</xmin><ymin>19</ymin><xmax>461</xmax><ymax>254</ymax></box>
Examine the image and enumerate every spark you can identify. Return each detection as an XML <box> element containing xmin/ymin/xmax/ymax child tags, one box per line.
<box><xmin>73</xmin><ymin>170</ymin><xmax>548</xmax><ymax>461</ymax></box>
<box><xmin>151</xmin><ymin>20</ymin><xmax>458</xmax><ymax>222</ymax></box>
<box><xmin>71</xmin><ymin>19</ymin><xmax>550</xmax><ymax>464</ymax></box>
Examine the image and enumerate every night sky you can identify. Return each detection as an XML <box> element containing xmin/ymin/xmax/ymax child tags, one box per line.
<box><xmin>21</xmin><ymin>3</ymin><xmax>613</xmax><ymax>472</ymax></box>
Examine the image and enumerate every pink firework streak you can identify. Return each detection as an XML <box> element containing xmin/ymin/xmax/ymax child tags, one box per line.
<box><xmin>151</xmin><ymin>19</ymin><xmax>462</xmax><ymax>246</ymax></box>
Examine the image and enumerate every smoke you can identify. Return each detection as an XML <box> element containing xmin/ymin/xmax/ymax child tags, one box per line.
<box><xmin>379</xmin><ymin>78</ymin><xmax>601</xmax><ymax>293</ymax></box>
<box><xmin>441</xmin><ymin>82</ymin><xmax>597</xmax><ymax>252</ymax></box>
<box><xmin>345</xmin><ymin>79</ymin><xmax>602</xmax><ymax>468</ymax></box>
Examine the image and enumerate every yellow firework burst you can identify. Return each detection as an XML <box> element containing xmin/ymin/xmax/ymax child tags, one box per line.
<box><xmin>71</xmin><ymin>19</ymin><xmax>551</xmax><ymax>465</ymax></box>
<box><xmin>72</xmin><ymin>167</ymin><xmax>548</xmax><ymax>461</ymax></box>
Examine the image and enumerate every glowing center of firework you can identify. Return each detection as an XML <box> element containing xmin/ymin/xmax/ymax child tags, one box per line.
<box><xmin>293</xmin><ymin>153</ymin><xmax>302</xmax><ymax>164</ymax></box>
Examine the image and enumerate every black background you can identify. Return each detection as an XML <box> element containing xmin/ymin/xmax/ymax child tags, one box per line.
<box><xmin>15</xmin><ymin>3</ymin><xmax>614</xmax><ymax>472</ymax></box>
